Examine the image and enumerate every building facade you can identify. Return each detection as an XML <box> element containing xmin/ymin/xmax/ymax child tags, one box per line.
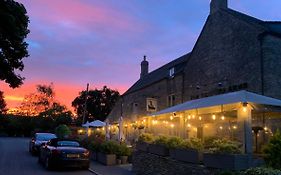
<box><xmin>107</xmin><ymin>0</ymin><xmax>281</xmax><ymax>152</ymax></box>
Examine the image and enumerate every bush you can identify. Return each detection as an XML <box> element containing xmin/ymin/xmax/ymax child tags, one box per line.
<box><xmin>207</xmin><ymin>138</ymin><xmax>241</xmax><ymax>154</ymax></box>
<box><xmin>138</xmin><ymin>133</ymin><xmax>154</xmax><ymax>143</ymax></box>
<box><xmin>204</xmin><ymin>136</ymin><xmax>220</xmax><ymax>149</ymax></box>
<box><xmin>189</xmin><ymin>137</ymin><xmax>204</xmax><ymax>151</ymax></box>
<box><xmin>241</xmin><ymin>167</ymin><xmax>281</xmax><ymax>175</ymax></box>
<box><xmin>153</xmin><ymin>135</ymin><xmax>169</xmax><ymax>146</ymax></box>
<box><xmin>263</xmin><ymin>130</ymin><xmax>281</xmax><ymax>170</ymax></box>
<box><xmin>167</xmin><ymin>136</ymin><xmax>184</xmax><ymax>149</ymax></box>
<box><xmin>55</xmin><ymin>124</ymin><xmax>71</xmax><ymax>139</ymax></box>
<box><xmin>100</xmin><ymin>141</ymin><xmax>120</xmax><ymax>155</ymax></box>
<box><xmin>117</xmin><ymin>144</ymin><xmax>132</xmax><ymax>157</ymax></box>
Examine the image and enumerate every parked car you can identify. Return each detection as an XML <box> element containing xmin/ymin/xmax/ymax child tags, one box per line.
<box><xmin>29</xmin><ymin>133</ymin><xmax>57</xmax><ymax>155</ymax></box>
<box><xmin>38</xmin><ymin>138</ymin><xmax>90</xmax><ymax>170</ymax></box>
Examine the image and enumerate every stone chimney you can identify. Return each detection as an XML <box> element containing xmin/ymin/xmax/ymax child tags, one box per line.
<box><xmin>140</xmin><ymin>55</ymin><xmax>149</xmax><ymax>79</ymax></box>
<box><xmin>210</xmin><ymin>0</ymin><xmax>228</xmax><ymax>14</ymax></box>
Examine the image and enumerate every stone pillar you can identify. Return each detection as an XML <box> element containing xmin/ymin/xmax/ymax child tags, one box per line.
<box><xmin>147</xmin><ymin>117</ymin><xmax>152</xmax><ymax>133</ymax></box>
<box><xmin>237</xmin><ymin>103</ymin><xmax>253</xmax><ymax>154</ymax></box>
<box><xmin>179</xmin><ymin>114</ymin><xmax>185</xmax><ymax>138</ymax></box>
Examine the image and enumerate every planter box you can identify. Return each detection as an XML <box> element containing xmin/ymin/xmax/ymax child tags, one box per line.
<box><xmin>136</xmin><ymin>142</ymin><xmax>149</xmax><ymax>152</ymax></box>
<box><xmin>120</xmin><ymin>156</ymin><xmax>128</xmax><ymax>164</ymax></box>
<box><xmin>203</xmin><ymin>153</ymin><xmax>251</xmax><ymax>170</ymax></box>
<box><xmin>90</xmin><ymin>151</ymin><xmax>97</xmax><ymax>161</ymax></box>
<box><xmin>97</xmin><ymin>152</ymin><xmax>116</xmax><ymax>166</ymax></box>
<box><xmin>170</xmin><ymin>148</ymin><xmax>202</xmax><ymax>164</ymax></box>
<box><xmin>148</xmin><ymin>144</ymin><xmax>169</xmax><ymax>157</ymax></box>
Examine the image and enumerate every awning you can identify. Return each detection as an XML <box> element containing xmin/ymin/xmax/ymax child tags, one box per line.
<box><xmin>82</xmin><ymin>120</ymin><xmax>106</xmax><ymax>127</ymax></box>
<box><xmin>152</xmin><ymin>90</ymin><xmax>281</xmax><ymax>116</ymax></box>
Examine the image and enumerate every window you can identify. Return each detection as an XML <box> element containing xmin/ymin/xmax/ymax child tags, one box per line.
<box><xmin>169</xmin><ymin>67</ymin><xmax>175</xmax><ymax>77</ymax></box>
<box><xmin>168</xmin><ymin>94</ymin><xmax>176</xmax><ymax>107</ymax></box>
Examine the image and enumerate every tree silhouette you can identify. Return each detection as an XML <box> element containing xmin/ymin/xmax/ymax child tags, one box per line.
<box><xmin>72</xmin><ymin>86</ymin><xmax>120</xmax><ymax>122</ymax></box>
<box><xmin>0</xmin><ymin>91</ymin><xmax>7</xmax><ymax>114</ymax></box>
<box><xmin>0</xmin><ymin>0</ymin><xmax>29</xmax><ymax>88</ymax></box>
<box><xmin>18</xmin><ymin>83</ymin><xmax>72</xmax><ymax>118</ymax></box>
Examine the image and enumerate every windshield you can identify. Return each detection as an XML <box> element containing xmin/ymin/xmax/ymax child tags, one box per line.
<box><xmin>57</xmin><ymin>141</ymin><xmax>80</xmax><ymax>147</ymax></box>
<box><xmin>36</xmin><ymin>134</ymin><xmax>57</xmax><ymax>141</ymax></box>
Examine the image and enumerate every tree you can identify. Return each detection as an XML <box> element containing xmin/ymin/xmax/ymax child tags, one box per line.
<box><xmin>72</xmin><ymin>86</ymin><xmax>120</xmax><ymax>122</ymax></box>
<box><xmin>0</xmin><ymin>0</ymin><xmax>30</xmax><ymax>88</ymax></box>
<box><xmin>17</xmin><ymin>83</ymin><xmax>72</xmax><ymax>118</ymax></box>
<box><xmin>0</xmin><ymin>91</ymin><xmax>7</xmax><ymax>114</ymax></box>
<box><xmin>55</xmin><ymin>124</ymin><xmax>71</xmax><ymax>139</ymax></box>
<box><xmin>263</xmin><ymin>130</ymin><xmax>281</xmax><ymax>170</ymax></box>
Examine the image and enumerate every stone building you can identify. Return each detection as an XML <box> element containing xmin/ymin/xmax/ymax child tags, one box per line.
<box><xmin>107</xmin><ymin>0</ymin><xmax>281</xmax><ymax>152</ymax></box>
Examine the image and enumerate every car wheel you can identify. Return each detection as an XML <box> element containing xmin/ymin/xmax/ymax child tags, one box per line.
<box><xmin>82</xmin><ymin>164</ymin><xmax>89</xmax><ymax>170</ymax></box>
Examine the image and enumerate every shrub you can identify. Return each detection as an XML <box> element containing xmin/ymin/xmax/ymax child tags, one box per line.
<box><xmin>177</xmin><ymin>137</ymin><xmax>204</xmax><ymax>151</ymax></box>
<box><xmin>100</xmin><ymin>141</ymin><xmax>119</xmax><ymax>155</ymax></box>
<box><xmin>241</xmin><ymin>167</ymin><xmax>281</xmax><ymax>175</ymax></box>
<box><xmin>204</xmin><ymin>136</ymin><xmax>220</xmax><ymax>149</ymax></box>
<box><xmin>117</xmin><ymin>144</ymin><xmax>132</xmax><ymax>157</ymax></box>
<box><xmin>207</xmin><ymin>138</ymin><xmax>241</xmax><ymax>154</ymax></box>
<box><xmin>89</xmin><ymin>141</ymin><xmax>102</xmax><ymax>152</ymax></box>
<box><xmin>263</xmin><ymin>130</ymin><xmax>281</xmax><ymax>170</ymax></box>
<box><xmin>167</xmin><ymin>136</ymin><xmax>184</xmax><ymax>149</ymax></box>
<box><xmin>55</xmin><ymin>124</ymin><xmax>71</xmax><ymax>139</ymax></box>
<box><xmin>138</xmin><ymin>133</ymin><xmax>154</xmax><ymax>143</ymax></box>
<box><xmin>153</xmin><ymin>135</ymin><xmax>169</xmax><ymax>146</ymax></box>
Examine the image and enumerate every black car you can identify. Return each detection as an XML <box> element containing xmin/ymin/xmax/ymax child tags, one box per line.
<box><xmin>38</xmin><ymin>138</ymin><xmax>90</xmax><ymax>170</ymax></box>
<box><xmin>29</xmin><ymin>133</ymin><xmax>57</xmax><ymax>155</ymax></box>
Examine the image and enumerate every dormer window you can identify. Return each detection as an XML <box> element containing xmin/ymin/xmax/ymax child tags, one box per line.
<box><xmin>169</xmin><ymin>67</ymin><xmax>175</xmax><ymax>77</ymax></box>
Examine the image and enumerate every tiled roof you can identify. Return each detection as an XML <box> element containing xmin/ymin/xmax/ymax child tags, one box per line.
<box><xmin>123</xmin><ymin>53</ymin><xmax>190</xmax><ymax>95</ymax></box>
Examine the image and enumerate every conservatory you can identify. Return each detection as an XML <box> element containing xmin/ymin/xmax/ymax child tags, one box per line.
<box><xmin>116</xmin><ymin>90</ymin><xmax>281</xmax><ymax>153</ymax></box>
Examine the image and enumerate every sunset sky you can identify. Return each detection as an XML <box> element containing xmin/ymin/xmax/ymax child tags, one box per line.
<box><xmin>1</xmin><ymin>0</ymin><xmax>281</xmax><ymax>110</ymax></box>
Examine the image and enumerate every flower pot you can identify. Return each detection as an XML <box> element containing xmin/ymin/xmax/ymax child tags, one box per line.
<box><xmin>170</xmin><ymin>148</ymin><xmax>202</xmax><ymax>164</ymax></box>
<box><xmin>120</xmin><ymin>156</ymin><xmax>128</xmax><ymax>164</ymax></box>
<box><xmin>97</xmin><ymin>152</ymin><xmax>116</xmax><ymax>166</ymax></box>
<box><xmin>148</xmin><ymin>144</ymin><xmax>169</xmax><ymax>156</ymax></box>
<box><xmin>116</xmin><ymin>158</ymin><xmax>121</xmax><ymax>165</ymax></box>
<box><xmin>90</xmin><ymin>151</ymin><xmax>97</xmax><ymax>161</ymax></box>
<box><xmin>136</xmin><ymin>142</ymin><xmax>149</xmax><ymax>152</ymax></box>
<box><xmin>203</xmin><ymin>153</ymin><xmax>250</xmax><ymax>170</ymax></box>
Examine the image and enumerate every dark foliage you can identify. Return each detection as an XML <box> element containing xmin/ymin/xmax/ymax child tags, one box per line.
<box><xmin>0</xmin><ymin>91</ymin><xmax>7</xmax><ymax>114</ymax></box>
<box><xmin>72</xmin><ymin>86</ymin><xmax>120</xmax><ymax>122</ymax></box>
<box><xmin>263</xmin><ymin>130</ymin><xmax>281</xmax><ymax>170</ymax></box>
<box><xmin>0</xmin><ymin>114</ymin><xmax>72</xmax><ymax>137</ymax></box>
<box><xmin>0</xmin><ymin>0</ymin><xmax>29</xmax><ymax>88</ymax></box>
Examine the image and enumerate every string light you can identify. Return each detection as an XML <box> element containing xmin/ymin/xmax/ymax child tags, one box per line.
<box><xmin>264</xmin><ymin>127</ymin><xmax>268</xmax><ymax>131</ymax></box>
<box><xmin>187</xmin><ymin>124</ymin><xmax>191</xmax><ymax>128</ymax></box>
<box><xmin>170</xmin><ymin>124</ymin><xmax>175</xmax><ymax>128</ymax></box>
<box><xmin>192</xmin><ymin>115</ymin><xmax>195</xmax><ymax>119</ymax></box>
<box><xmin>212</xmin><ymin>115</ymin><xmax>216</xmax><ymax>120</ymax></box>
<box><xmin>221</xmin><ymin>116</ymin><xmax>225</xmax><ymax>120</ymax></box>
<box><xmin>188</xmin><ymin>115</ymin><xmax>191</xmax><ymax>120</ymax></box>
<box><xmin>219</xmin><ymin>126</ymin><xmax>223</xmax><ymax>130</ymax></box>
<box><xmin>199</xmin><ymin>116</ymin><xmax>202</xmax><ymax>120</ymax></box>
<box><xmin>170</xmin><ymin>116</ymin><xmax>174</xmax><ymax>120</ymax></box>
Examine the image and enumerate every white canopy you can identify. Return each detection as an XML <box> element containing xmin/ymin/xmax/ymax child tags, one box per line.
<box><xmin>82</xmin><ymin>121</ymin><xmax>90</xmax><ymax>127</ymax></box>
<box><xmin>82</xmin><ymin>120</ymin><xmax>106</xmax><ymax>127</ymax></box>
<box><xmin>152</xmin><ymin>90</ymin><xmax>281</xmax><ymax>116</ymax></box>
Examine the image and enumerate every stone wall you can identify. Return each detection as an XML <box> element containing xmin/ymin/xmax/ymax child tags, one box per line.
<box><xmin>262</xmin><ymin>34</ymin><xmax>281</xmax><ymax>99</ymax></box>
<box><xmin>109</xmin><ymin>73</ymin><xmax>185</xmax><ymax>122</ymax></box>
<box><xmin>132</xmin><ymin>151</ymin><xmax>219</xmax><ymax>175</ymax></box>
<box><xmin>183</xmin><ymin>10</ymin><xmax>264</xmax><ymax>101</ymax></box>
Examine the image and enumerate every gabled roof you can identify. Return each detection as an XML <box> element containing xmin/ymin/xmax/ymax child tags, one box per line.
<box><xmin>123</xmin><ymin>53</ymin><xmax>190</xmax><ymax>95</ymax></box>
<box><xmin>152</xmin><ymin>90</ymin><xmax>281</xmax><ymax>116</ymax></box>
<box><xmin>224</xmin><ymin>8</ymin><xmax>281</xmax><ymax>36</ymax></box>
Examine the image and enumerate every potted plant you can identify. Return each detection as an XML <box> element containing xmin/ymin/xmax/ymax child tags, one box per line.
<box><xmin>169</xmin><ymin>137</ymin><xmax>203</xmax><ymax>164</ymax></box>
<box><xmin>97</xmin><ymin>141</ymin><xmax>119</xmax><ymax>165</ymax></box>
<box><xmin>203</xmin><ymin>138</ymin><xmax>250</xmax><ymax>170</ymax></box>
<box><xmin>136</xmin><ymin>133</ymin><xmax>154</xmax><ymax>152</ymax></box>
<box><xmin>117</xmin><ymin>144</ymin><xmax>132</xmax><ymax>164</ymax></box>
<box><xmin>148</xmin><ymin>135</ymin><xmax>169</xmax><ymax>156</ymax></box>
